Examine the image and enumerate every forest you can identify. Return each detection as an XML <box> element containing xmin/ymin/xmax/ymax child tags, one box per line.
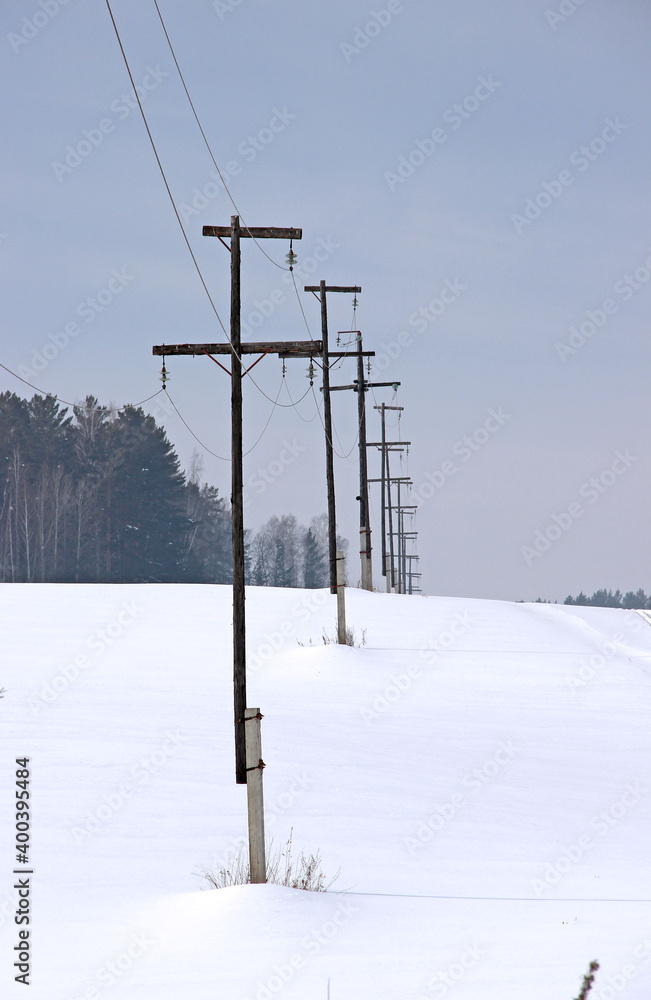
<box><xmin>564</xmin><ymin>589</ymin><xmax>651</xmax><ymax>609</ymax></box>
<box><xmin>0</xmin><ymin>391</ymin><xmax>335</xmax><ymax>586</ymax></box>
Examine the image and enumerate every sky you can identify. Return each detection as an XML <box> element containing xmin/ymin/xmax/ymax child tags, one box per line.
<box><xmin>1</xmin><ymin>0</ymin><xmax>650</xmax><ymax>602</ymax></box>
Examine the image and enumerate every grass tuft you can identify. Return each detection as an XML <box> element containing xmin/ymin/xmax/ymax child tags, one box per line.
<box><xmin>197</xmin><ymin>830</ymin><xmax>340</xmax><ymax>892</ymax></box>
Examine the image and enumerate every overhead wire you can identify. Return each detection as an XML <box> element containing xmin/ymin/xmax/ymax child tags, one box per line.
<box><xmin>164</xmin><ymin>377</ymin><xmax>287</xmax><ymax>461</ymax></box>
<box><xmin>164</xmin><ymin>389</ymin><xmax>229</xmax><ymax>461</ymax></box>
<box><xmin>290</xmin><ymin>268</ymin><xmax>315</xmax><ymax>341</ymax></box>
<box><xmin>282</xmin><ymin>377</ymin><xmax>319</xmax><ymax>423</ymax></box>
<box><xmin>309</xmin><ymin>383</ymin><xmax>363</xmax><ymax>462</ymax></box>
<box><xmin>105</xmin><ymin>0</ymin><xmax>315</xmax><ymax>461</ymax></box>
<box><xmin>247</xmin><ymin>370</ymin><xmax>312</xmax><ymax>408</ymax></box>
<box><xmin>243</xmin><ymin>377</ymin><xmax>285</xmax><ymax>456</ymax></box>
<box><xmin>0</xmin><ymin>360</ymin><xmax>165</xmax><ymax>414</ymax></box>
<box><xmin>102</xmin><ymin>0</ymin><xmax>235</xmax><ymax>360</ymax></box>
<box><xmin>151</xmin><ymin>0</ymin><xmax>291</xmax><ymax>275</ymax></box>
<box><xmin>105</xmin><ymin>2</ymin><xmax>371</xmax><ymax>471</ymax></box>
<box><xmin>152</xmin><ymin>0</ymin><xmax>327</xmax><ymax>359</ymax></box>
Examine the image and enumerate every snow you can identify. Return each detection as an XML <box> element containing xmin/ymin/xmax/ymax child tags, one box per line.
<box><xmin>1</xmin><ymin>584</ymin><xmax>651</xmax><ymax>999</ymax></box>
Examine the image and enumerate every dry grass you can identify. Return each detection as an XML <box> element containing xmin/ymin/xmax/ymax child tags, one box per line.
<box><xmin>197</xmin><ymin>830</ymin><xmax>340</xmax><ymax>892</ymax></box>
<box><xmin>298</xmin><ymin>627</ymin><xmax>367</xmax><ymax>647</ymax></box>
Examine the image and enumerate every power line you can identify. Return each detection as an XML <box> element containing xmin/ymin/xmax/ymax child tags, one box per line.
<box><xmin>282</xmin><ymin>377</ymin><xmax>319</xmax><ymax>422</ymax></box>
<box><xmin>151</xmin><ymin>0</ymin><xmax>324</xmax><ymax>368</ymax></box>
<box><xmin>164</xmin><ymin>377</ymin><xmax>289</xmax><ymax>461</ymax></box>
<box><xmin>336</xmin><ymin>890</ymin><xmax>651</xmax><ymax>903</ymax></box>
<box><xmin>107</xmin><ymin>0</ymin><xmax>324</xmax><ymax>441</ymax></box>
<box><xmin>243</xmin><ymin>378</ymin><xmax>285</xmax><ymax>457</ymax></box>
<box><xmin>0</xmin><ymin>359</ymin><xmax>165</xmax><ymax>414</ymax></box>
<box><xmin>163</xmin><ymin>388</ymin><xmax>229</xmax><ymax>461</ymax></box>
<box><xmin>151</xmin><ymin>0</ymin><xmax>290</xmax><ymax>275</ymax></box>
<box><xmin>103</xmin><ymin>0</ymin><xmax>233</xmax><ymax>353</ymax></box>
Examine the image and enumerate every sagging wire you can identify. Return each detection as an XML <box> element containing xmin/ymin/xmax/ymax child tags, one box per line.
<box><xmin>0</xmin><ymin>359</ymin><xmax>165</xmax><ymax>415</ymax></box>
<box><xmin>281</xmin><ymin>377</ymin><xmax>319</xmax><ymax>423</ymax></box>
<box><xmin>243</xmin><ymin>378</ymin><xmax>285</xmax><ymax>456</ymax></box>
<box><xmin>163</xmin><ymin>388</ymin><xmax>229</xmax><ymax>461</ymax></box>
<box><xmin>309</xmin><ymin>382</ymin><xmax>363</xmax><ymax>462</ymax></box>
<box><xmin>103</xmin><ymin>0</ymin><xmax>237</xmax><ymax>362</ymax></box>
<box><xmin>151</xmin><ymin>0</ymin><xmax>291</xmax><ymax>275</ymax></box>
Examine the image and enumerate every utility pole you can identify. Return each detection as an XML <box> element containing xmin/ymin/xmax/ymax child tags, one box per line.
<box><xmin>329</xmin><ymin>333</ymin><xmax>398</xmax><ymax>590</ymax></box>
<box><xmin>394</xmin><ymin>489</ymin><xmax>417</xmax><ymax>593</ymax></box>
<box><xmin>305</xmin><ymin>283</ymin><xmax>360</xmax><ymax>593</ymax></box>
<box><xmin>370</xmin><ymin>404</ymin><xmax>408</xmax><ymax>593</ymax></box>
<box><xmin>356</xmin><ymin>334</ymin><xmax>371</xmax><ymax>590</ymax></box>
<box><xmin>405</xmin><ymin>553</ymin><xmax>422</xmax><ymax>594</ymax></box>
<box><xmin>153</xmin><ymin>217</ymin><xmax>319</xmax><ymax>790</ymax></box>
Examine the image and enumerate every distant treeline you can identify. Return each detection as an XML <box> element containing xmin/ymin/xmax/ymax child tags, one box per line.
<box><xmin>0</xmin><ymin>391</ymin><xmax>338</xmax><ymax>586</ymax></box>
<box><xmin>564</xmin><ymin>589</ymin><xmax>651</xmax><ymax>609</ymax></box>
<box><xmin>0</xmin><ymin>391</ymin><xmax>231</xmax><ymax>583</ymax></box>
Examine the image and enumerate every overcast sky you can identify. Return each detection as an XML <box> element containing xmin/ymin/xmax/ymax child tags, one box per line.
<box><xmin>2</xmin><ymin>0</ymin><xmax>650</xmax><ymax>602</ymax></box>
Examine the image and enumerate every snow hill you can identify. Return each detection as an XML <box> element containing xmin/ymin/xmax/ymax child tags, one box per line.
<box><xmin>2</xmin><ymin>584</ymin><xmax>651</xmax><ymax>1000</ymax></box>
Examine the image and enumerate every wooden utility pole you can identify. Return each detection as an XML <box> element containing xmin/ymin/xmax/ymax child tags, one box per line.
<box><xmin>305</xmin><ymin>283</ymin><xmax>361</xmax><ymax>592</ymax></box>
<box><xmin>394</xmin><ymin>491</ymin><xmax>417</xmax><ymax>593</ymax></box>
<box><xmin>371</xmin><ymin>404</ymin><xmax>407</xmax><ymax>593</ymax></box>
<box><xmin>329</xmin><ymin>334</ymin><xmax>398</xmax><ymax>590</ymax></box>
<box><xmin>153</xmin><ymin>216</ymin><xmax>321</xmax><ymax>789</ymax></box>
<box><xmin>356</xmin><ymin>335</ymin><xmax>371</xmax><ymax>590</ymax></box>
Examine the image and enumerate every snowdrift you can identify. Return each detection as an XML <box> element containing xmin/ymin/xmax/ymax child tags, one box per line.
<box><xmin>1</xmin><ymin>584</ymin><xmax>651</xmax><ymax>999</ymax></box>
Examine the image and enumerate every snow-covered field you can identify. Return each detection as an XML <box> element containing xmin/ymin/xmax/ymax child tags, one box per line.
<box><xmin>2</xmin><ymin>584</ymin><xmax>651</xmax><ymax>999</ymax></box>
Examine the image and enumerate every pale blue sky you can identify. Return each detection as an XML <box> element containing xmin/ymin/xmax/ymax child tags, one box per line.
<box><xmin>2</xmin><ymin>0</ymin><xmax>650</xmax><ymax>600</ymax></box>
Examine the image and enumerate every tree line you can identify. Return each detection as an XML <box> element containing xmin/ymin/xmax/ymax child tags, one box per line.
<box><xmin>564</xmin><ymin>589</ymin><xmax>651</xmax><ymax>609</ymax></box>
<box><xmin>0</xmin><ymin>391</ymin><xmax>337</xmax><ymax>586</ymax></box>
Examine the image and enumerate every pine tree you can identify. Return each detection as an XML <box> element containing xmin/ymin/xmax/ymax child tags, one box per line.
<box><xmin>183</xmin><ymin>480</ymin><xmax>231</xmax><ymax>582</ymax></box>
<box><xmin>106</xmin><ymin>406</ymin><xmax>188</xmax><ymax>581</ymax></box>
<box><xmin>303</xmin><ymin>527</ymin><xmax>327</xmax><ymax>588</ymax></box>
<box><xmin>622</xmin><ymin>589</ymin><xmax>647</xmax><ymax>609</ymax></box>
